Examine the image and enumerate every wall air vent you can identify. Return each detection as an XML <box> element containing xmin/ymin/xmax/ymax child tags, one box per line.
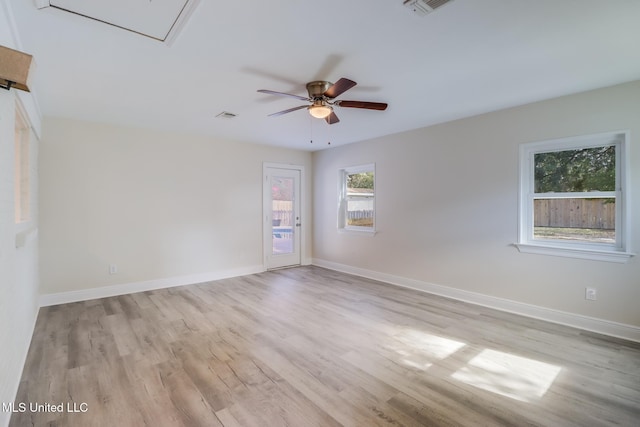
<box><xmin>403</xmin><ymin>0</ymin><xmax>454</xmax><ymax>16</ymax></box>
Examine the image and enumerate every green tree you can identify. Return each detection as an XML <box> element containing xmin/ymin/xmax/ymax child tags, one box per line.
<box><xmin>534</xmin><ymin>146</ymin><xmax>615</xmax><ymax>193</ymax></box>
<box><xmin>347</xmin><ymin>172</ymin><xmax>374</xmax><ymax>189</ymax></box>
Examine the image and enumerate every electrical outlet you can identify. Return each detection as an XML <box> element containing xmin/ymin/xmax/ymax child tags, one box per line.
<box><xmin>109</xmin><ymin>264</ymin><xmax>118</xmax><ymax>275</ymax></box>
<box><xmin>585</xmin><ymin>287</ymin><xmax>597</xmax><ymax>301</ymax></box>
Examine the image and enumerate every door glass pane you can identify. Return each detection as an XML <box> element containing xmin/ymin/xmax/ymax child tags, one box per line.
<box><xmin>272</xmin><ymin>176</ymin><xmax>294</xmax><ymax>255</ymax></box>
<box><xmin>533</xmin><ymin>198</ymin><xmax>615</xmax><ymax>243</ymax></box>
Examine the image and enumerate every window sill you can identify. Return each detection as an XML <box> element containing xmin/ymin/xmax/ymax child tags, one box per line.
<box><xmin>514</xmin><ymin>243</ymin><xmax>634</xmax><ymax>263</ymax></box>
<box><xmin>338</xmin><ymin>227</ymin><xmax>376</xmax><ymax>236</ymax></box>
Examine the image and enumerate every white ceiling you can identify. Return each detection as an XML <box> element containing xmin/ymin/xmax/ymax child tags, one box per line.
<box><xmin>8</xmin><ymin>0</ymin><xmax>640</xmax><ymax>151</ymax></box>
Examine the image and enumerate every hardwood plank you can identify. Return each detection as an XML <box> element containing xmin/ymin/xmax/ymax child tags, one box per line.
<box><xmin>155</xmin><ymin>360</ymin><xmax>222</xmax><ymax>427</ymax></box>
<box><xmin>10</xmin><ymin>266</ymin><xmax>640</xmax><ymax>426</ymax></box>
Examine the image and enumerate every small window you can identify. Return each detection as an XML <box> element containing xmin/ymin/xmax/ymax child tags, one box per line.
<box><xmin>517</xmin><ymin>131</ymin><xmax>632</xmax><ymax>262</ymax></box>
<box><xmin>339</xmin><ymin>164</ymin><xmax>375</xmax><ymax>233</ymax></box>
<box><xmin>14</xmin><ymin>107</ymin><xmax>30</xmax><ymax>224</ymax></box>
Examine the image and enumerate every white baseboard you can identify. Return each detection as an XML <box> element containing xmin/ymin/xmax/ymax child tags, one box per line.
<box><xmin>312</xmin><ymin>258</ymin><xmax>640</xmax><ymax>343</ymax></box>
<box><xmin>39</xmin><ymin>265</ymin><xmax>265</xmax><ymax>307</ymax></box>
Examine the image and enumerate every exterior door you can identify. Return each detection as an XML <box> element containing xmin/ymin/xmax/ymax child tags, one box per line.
<box><xmin>264</xmin><ymin>165</ymin><xmax>302</xmax><ymax>269</ymax></box>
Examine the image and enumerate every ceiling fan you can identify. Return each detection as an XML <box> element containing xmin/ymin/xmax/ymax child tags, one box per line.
<box><xmin>257</xmin><ymin>78</ymin><xmax>388</xmax><ymax>125</ymax></box>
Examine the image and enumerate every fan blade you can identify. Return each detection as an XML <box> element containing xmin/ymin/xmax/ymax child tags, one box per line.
<box><xmin>323</xmin><ymin>78</ymin><xmax>357</xmax><ymax>98</ymax></box>
<box><xmin>268</xmin><ymin>105</ymin><xmax>309</xmax><ymax>117</ymax></box>
<box><xmin>337</xmin><ymin>100</ymin><xmax>388</xmax><ymax>111</ymax></box>
<box><xmin>325</xmin><ymin>111</ymin><xmax>340</xmax><ymax>125</ymax></box>
<box><xmin>257</xmin><ymin>89</ymin><xmax>310</xmax><ymax>101</ymax></box>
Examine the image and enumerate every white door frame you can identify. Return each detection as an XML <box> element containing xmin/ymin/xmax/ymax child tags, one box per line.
<box><xmin>263</xmin><ymin>163</ymin><xmax>306</xmax><ymax>269</ymax></box>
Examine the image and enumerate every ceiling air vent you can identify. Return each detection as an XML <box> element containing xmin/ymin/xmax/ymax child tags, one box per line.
<box><xmin>403</xmin><ymin>0</ymin><xmax>454</xmax><ymax>16</ymax></box>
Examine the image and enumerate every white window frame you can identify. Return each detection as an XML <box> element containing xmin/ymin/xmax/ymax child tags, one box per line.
<box><xmin>515</xmin><ymin>131</ymin><xmax>633</xmax><ymax>263</ymax></box>
<box><xmin>338</xmin><ymin>163</ymin><xmax>376</xmax><ymax>235</ymax></box>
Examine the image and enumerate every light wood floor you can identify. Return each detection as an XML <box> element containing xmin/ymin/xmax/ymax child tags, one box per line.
<box><xmin>11</xmin><ymin>266</ymin><xmax>640</xmax><ymax>426</ymax></box>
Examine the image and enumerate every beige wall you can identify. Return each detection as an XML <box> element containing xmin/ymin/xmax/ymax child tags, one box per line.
<box><xmin>40</xmin><ymin>118</ymin><xmax>312</xmax><ymax>294</ymax></box>
<box><xmin>313</xmin><ymin>80</ymin><xmax>640</xmax><ymax>327</ymax></box>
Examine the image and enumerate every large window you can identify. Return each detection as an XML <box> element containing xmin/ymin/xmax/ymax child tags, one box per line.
<box><xmin>517</xmin><ymin>131</ymin><xmax>632</xmax><ymax>262</ymax></box>
<box><xmin>338</xmin><ymin>164</ymin><xmax>375</xmax><ymax>233</ymax></box>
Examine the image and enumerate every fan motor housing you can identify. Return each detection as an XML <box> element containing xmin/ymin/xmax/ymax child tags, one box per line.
<box><xmin>306</xmin><ymin>81</ymin><xmax>332</xmax><ymax>98</ymax></box>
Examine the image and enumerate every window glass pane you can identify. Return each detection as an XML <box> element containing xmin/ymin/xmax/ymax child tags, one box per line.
<box><xmin>347</xmin><ymin>171</ymin><xmax>374</xmax><ymax>191</ymax></box>
<box><xmin>347</xmin><ymin>197</ymin><xmax>374</xmax><ymax>227</ymax></box>
<box><xmin>534</xmin><ymin>146</ymin><xmax>615</xmax><ymax>193</ymax></box>
<box><xmin>533</xmin><ymin>198</ymin><xmax>615</xmax><ymax>244</ymax></box>
<box><xmin>346</xmin><ymin>171</ymin><xmax>374</xmax><ymax>228</ymax></box>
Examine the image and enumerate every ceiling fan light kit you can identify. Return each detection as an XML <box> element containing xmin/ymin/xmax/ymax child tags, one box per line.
<box><xmin>258</xmin><ymin>77</ymin><xmax>388</xmax><ymax>125</ymax></box>
<box><xmin>308</xmin><ymin>104</ymin><xmax>332</xmax><ymax>119</ymax></box>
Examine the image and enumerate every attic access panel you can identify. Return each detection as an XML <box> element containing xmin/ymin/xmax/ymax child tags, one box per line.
<box><xmin>41</xmin><ymin>0</ymin><xmax>200</xmax><ymax>42</ymax></box>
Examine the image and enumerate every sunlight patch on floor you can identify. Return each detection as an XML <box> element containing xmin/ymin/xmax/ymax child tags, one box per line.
<box><xmin>391</xmin><ymin>329</ymin><xmax>466</xmax><ymax>370</ymax></box>
<box><xmin>451</xmin><ymin>349</ymin><xmax>562</xmax><ymax>402</ymax></box>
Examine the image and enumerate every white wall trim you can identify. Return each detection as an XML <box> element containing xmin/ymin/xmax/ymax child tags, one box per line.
<box><xmin>312</xmin><ymin>258</ymin><xmax>640</xmax><ymax>343</ymax></box>
<box><xmin>39</xmin><ymin>265</ymin><xmax>265</xmax><ymax>307</ymax></box>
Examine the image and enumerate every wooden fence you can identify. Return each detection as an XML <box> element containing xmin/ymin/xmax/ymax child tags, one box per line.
<box><xmin>534</xmin><ymin>199</ymin><xmax>614</xmax><ymax>229</ymax></box>
<box><xmin>277</xmin><ymin>201</ymin><xmax>612</xmax><ymax>229</ymax></box>
<box><xmin>348</xmin><ymin>210</ymin><xmax>374</xmax><ymax>221</ymax></box>
<box><xmin>274</xmin><ymin>210</ymin><xmax>376</xmax><ymax>225</ymax></box>
<box><xmin>272</xmin><ymin>201</ymin><xmax>293</xmax><ymax>227</ymax></box>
